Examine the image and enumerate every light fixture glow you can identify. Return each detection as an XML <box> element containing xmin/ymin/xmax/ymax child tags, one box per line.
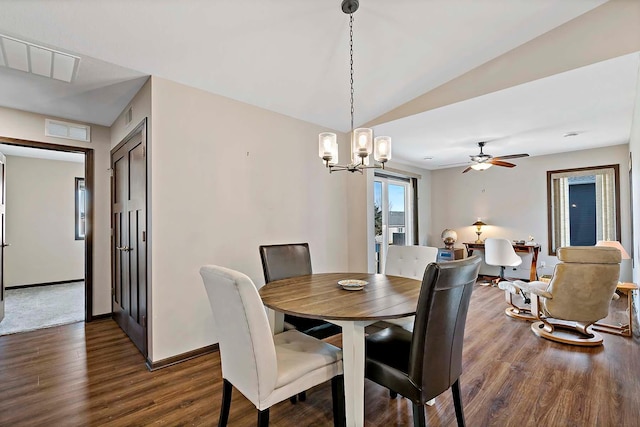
<box><xmin>318</xmin><ymin>0</ymin><xmax>392</xmax><ymax>174</ymax></box>
<box><xmin>470</xmin><ymin>162</ymin><xmax>492</xmax><ymax>171</ymax></box>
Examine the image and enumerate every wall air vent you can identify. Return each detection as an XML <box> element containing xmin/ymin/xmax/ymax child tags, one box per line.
<box><xmin>0</xmin><ymin>34</ymin><xmax>80</xmax><ymax>83</ymax></box>
<box><xmin>125</xmin><ymin>106</ymin><xmax>133</xmax><ymax>125</ymax></box>
<box><xmin>45</xmin><ymin>119</ymin><xmax>91</xmax><ymax>142</ymax></box>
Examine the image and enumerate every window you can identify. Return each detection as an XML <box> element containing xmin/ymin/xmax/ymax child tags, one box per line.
<box><xmin>547</xmin><ymin>164</ymin><xmax>620</xmax><ymax>255</ymax></box>
<box><xmin>75</xmin><ymin>177</ymin><xmax>86</xmax><ymax>240</ymax></box>
<box><xmin>45</xmin><ymin>119</ymin><xmax>91</xmax><ymax>142</ymax></box>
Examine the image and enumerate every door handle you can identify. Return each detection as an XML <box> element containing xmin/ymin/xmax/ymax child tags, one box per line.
<box><xmin>1</xmin><ymin>243</ymin><xmax>10</xmax><ymax>248</ymax></box>
<box><xmin>116</xmin><ymin>246</ymin><xmax>132</xmax><ymax>252</ymax></box>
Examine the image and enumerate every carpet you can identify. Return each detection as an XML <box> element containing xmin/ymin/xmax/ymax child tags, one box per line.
<box><xmin>0</xmin><ymin>281</ymin><xmax>85</xmax><ymax>336</ymax></box>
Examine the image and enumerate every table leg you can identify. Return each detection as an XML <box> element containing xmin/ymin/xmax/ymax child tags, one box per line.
<box><xmin>332</xmin><ymin>320</ymin><xmax>370</xmax><ymax>427</ymax></box>
<box><xmin>267</xmin><ymin>309</ymin><xmax>284</xmax><ymax>334</ymax></box>
<box><xmin>593</xmin><ymin>289</ymin><xmax>634</xmax><ymax>337</ymax></box>
<box><xmin>529</xmin><ymin>247</ymin><xmax>539</xmax><ymax>282</ymax></box>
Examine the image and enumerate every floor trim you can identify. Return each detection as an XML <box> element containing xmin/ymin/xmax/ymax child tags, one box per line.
<box><xmin>146</xmin><ymin>344</ymin><xmax>219</xmax><ymax>371</ymax></box>
<box><xmin>7</xmin><ymin>279</ymin><xmax>85</xmax><ymax>290</ymax></box>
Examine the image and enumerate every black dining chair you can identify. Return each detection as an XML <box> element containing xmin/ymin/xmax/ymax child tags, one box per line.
<box><xmin>365</xmin><ymin>256</ymin><xmax>481</xmax><ymax>427</ymax></box>
<box><xmin>259</xmin><ymin>243</ymin><xmax>341</xmax><ymax>340</ymax></box>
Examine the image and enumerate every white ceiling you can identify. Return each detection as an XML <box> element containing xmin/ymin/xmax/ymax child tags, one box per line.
<box><xmin>0</xmin><ymin>0</ymin><xmax>636</xmax><ymax>169</ymax></box>
<box><xmin>0</xmin><ymin>144</ymin><xmax>84</xmax><ymax>163</ymax></box>
<box><xmin>374</xmin><ymin>52</ymin><xmax>640</xmax><ymax>169</ymax></box>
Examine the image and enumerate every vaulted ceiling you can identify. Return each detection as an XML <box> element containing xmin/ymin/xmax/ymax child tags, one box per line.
<box><xmin>0</xmin><ymin>0</ymin><xmax>638</xmax><ymax>169</ymax></box>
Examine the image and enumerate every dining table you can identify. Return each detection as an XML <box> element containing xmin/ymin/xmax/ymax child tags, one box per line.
<box><xmin>259</xmin><ymin>272</ymin><xmax>422</xmax><ymax>427</ymax></box>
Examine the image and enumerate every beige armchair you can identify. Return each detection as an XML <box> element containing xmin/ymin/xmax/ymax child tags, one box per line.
<box><xmin>514</xmin><ymin>246</ymin><xmax>621</xmax><ymax>346</ymax></box>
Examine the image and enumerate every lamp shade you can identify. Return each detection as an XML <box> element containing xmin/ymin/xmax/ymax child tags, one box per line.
<box><xmin>472</xmin><ymin>220</ymin><xmax>486</xmax><ymax>227</ymax></box>
<box><xmin>595</xmin><ymin>240</ymin><xmax>630</xmax><ymax>259</ymax></box>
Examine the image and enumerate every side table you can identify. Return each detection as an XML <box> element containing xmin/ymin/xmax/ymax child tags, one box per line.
<box><xmin>593</xmin><ymin>282</ymin><xmax>638</xmax><ymax>337</ymax></box>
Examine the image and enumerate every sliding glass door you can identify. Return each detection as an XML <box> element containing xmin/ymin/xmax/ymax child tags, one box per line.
<box><xmin>374</xmin><ymin>175</ymin><xmax>413</xmax><ymax>273</ymax></box>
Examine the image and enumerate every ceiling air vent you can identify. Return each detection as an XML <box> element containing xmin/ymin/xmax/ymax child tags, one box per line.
<box><xmin>45</xmin><ymin>119</ymin><xmax>91</xmax><ymax>142</ymax></box>
<box><xmin>0</xmin><ymin>34</ymin><xmax>80</xmax><ymax>83</ymax></box>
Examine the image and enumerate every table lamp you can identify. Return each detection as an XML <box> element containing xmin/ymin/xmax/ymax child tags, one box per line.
<box><xmin>595</xmin><ymin>240</ymin><xmax>630</xmax><ymax>283</ymax></box>
<box><xmin>595</xmin><ymin>240</ymin><xmax>630</xmax><ymax>259</ymax></box>
<box><xmin>472</xmin><ymin>219</ymin><xmax>486</xmax><ymax>244</ymax></box>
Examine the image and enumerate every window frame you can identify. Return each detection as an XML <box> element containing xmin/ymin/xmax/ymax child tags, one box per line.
<box><xmin>75</xmin><ymin>177</ymin><xmax>86</xmax><ymax>240</ymax></box>
<box><xmin>546</xmin><ymin>164</ymin><xmax>620</xmax><ymax>256</ymax></box>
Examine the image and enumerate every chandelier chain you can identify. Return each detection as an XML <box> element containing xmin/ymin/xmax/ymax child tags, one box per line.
<box><xmin>349</xmin><ymin>13</ymin><xmax>354</xmax><ymax>134</ymax></box>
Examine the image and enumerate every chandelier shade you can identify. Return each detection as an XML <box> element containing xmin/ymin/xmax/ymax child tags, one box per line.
<box><xmin>318</xmin><ymin>132</ymin><xmax>339</xmax><ymax>165</ymax></box>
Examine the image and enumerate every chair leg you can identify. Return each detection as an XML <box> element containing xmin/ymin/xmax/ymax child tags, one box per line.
<box><xmin>331</xmin><ymin>375</ymin><xmax>346</xmax><ymax>427</ymax></box>
<box><xmin>389</xmin><ymin>390</ymin><xmax>398</xmax><ymax>399</ymax></box>
<box><xmin>218</xmin><ymin>379</ymin><xmax>232</xmax><ymax>427</ymax></box>
<box><xmin>298</xmin><ymin>391</ymin><xmax>306</xmax><ymax>402</ymax></box>
<box><xmin>452</xmin><ymin>379</ymin><xmax>466</xmax><ymax>427</ymax></box>
<box><xmin>257</xmin><ymin>408</ymin><xmax>270</xmax><ymax>427</ymax></box>
<box><xmin>412</xmin><ymin>402</ymin><xmax>426</xmax><ymax>427</ymax></box>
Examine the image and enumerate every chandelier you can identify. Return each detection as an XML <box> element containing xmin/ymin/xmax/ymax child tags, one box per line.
<box><xmin>318</xmin><ymin>0</ymin><xmax>392</xmax><ymax>174</ymax></box>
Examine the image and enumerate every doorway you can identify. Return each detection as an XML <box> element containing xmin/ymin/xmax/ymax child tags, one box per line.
<box><xmin>374</xmin><ymin>174</ymin><xmax>414</xmax><ymax>274</ymax></box>
<box><xmin>0</xmin><ymin>136</ymin><xmax>94</xmax><ymax>328</ymax></box>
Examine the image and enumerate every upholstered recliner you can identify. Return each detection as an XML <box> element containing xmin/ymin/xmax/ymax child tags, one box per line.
<box><xmin>200</xmin><ymin>265</ymin><xmax>345</xmax><ymax>426</ymax></box>
<box><xmin>514</xmin><ymin>246</ymin><xmax>621</xmax><ymax>346</ymax></box>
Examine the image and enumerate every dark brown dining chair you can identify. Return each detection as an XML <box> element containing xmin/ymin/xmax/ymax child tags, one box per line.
<box><xmin>259</xmin><ymin>243</ymin><xmax>341</xmax><ymax>340</ymax></box>
<box><xmin>365</xmin><ymin>256</ymin><xmax>481</xmax><ymax>427</ymax></box>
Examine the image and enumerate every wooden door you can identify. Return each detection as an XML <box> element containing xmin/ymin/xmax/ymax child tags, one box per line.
<box><xmin>0</xmin><ymin>154</ymin><xmax>5</xmax><ymax>323</ymax></box>
<box><xmin>111</xmin><ymin>122</ymin><xmax>147</xmax><ymax>355</ymax></box>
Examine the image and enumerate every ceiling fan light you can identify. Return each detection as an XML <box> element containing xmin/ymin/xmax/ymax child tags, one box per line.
<box><xmin>470</xmin><ymin>162</ymin><xmax>492</xmax><ymax>171</ymax></box>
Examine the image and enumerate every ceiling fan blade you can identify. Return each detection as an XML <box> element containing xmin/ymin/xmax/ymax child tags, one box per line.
<box><xmin>489</xmin><ymin>159</ymin><xmax>516</xmax><ymax>168</ymax></box>
<box><xmin>462</xmin><ymin>166</ymin><xmax>473</xmax><ymax>173</ymax></box>
<box><xmin>493</xmin><ymin>153</ymin><xmax>529</xmax><ymax>161</ymax></box>
<box><xmin>438</xmin><ymin>161</ymin><xmax>471</xmax><ymax>167</ymax></box>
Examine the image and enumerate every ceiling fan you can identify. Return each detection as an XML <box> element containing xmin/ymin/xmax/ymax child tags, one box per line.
<box><xmin>462</xmin><ymin>142</ymin><xmax>529</xmax><ymax>173</ymax></box>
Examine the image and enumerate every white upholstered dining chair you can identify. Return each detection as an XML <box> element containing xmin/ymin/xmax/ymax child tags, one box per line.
<box><xmin>200</xmin><ymin>265</ymin><xmax>345</xmax><ymax>427</ymax></box>
<box><xmin>379</xmin><ymin>245</ymin><xmax>439</xmax><ymax>331</ymax></box>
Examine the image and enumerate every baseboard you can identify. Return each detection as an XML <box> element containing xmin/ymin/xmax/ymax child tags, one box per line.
<box><xmin>7</xmin><ymin>279</ymin><xmax>84</xmax><ymax>290</ymax></box>
<box><xmin>146</xmin><ymin>344</ymin><xmax>219</xmax><ymax>371</ymax></box>
<box><xmin>90</xmin><ymin>313</ymin><xmax>113</xmax><ymax>321</ymax></box>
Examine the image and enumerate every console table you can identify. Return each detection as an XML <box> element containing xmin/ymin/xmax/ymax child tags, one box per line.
<box><xmin>463</xmin><ymin>242</ymin><xmax>541</xmax><ymax>282</ymax></box>
<box><xmin>594</xmin><ymin>282</ymin><xmax>638</xmax><ymax>337</ymax></box>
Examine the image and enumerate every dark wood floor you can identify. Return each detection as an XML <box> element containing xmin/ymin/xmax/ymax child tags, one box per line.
<box><xmin>0</xmin><ymin>284</ymin><xmax>638</xmax><ymax>426</ymax></box>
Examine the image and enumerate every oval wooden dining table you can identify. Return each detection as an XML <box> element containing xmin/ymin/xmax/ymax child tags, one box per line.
<box><xmin>259</xmin><ymin>272</ymin><xmax>421</xmax><ymax>427</ymax></box>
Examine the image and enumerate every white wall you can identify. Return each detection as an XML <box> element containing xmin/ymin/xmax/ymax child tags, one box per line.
<box><xmin>0</xmin><ymin>107</ymin><xmax>112</xmax><ymax>315</ymax></box>
<box><xmin>5</xmin><ymin>156</ymin><xmax>84</xmax><ymax>287</ymax></box>
<box><xmin>148</xmin><ymin>76</ymin><xmax>350</xmax><ymax>361</ymax></box>
<box><xmin>628</xmin><ymin>55</ymin><xmax>640</xmax><ymax>335</ymax></box>
<box><xmin>111</xmin><ymin>78</ymin><xmax>151</xmax><ymax>147</ymax></box>
<box><xmin>430</xmin><ymin>144</ymin><xmax>631</xmax><ymax>281</ymax></box>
